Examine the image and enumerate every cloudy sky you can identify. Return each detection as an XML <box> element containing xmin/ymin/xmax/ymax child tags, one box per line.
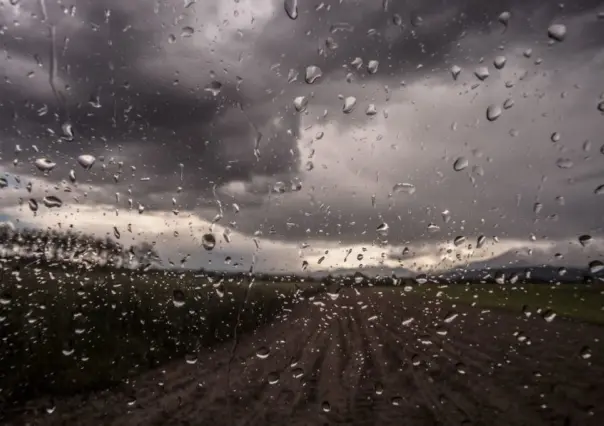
<box><xmin>0</xmin><ymin>0</ymin><xmax>603</xmax><ymax>275</ymax></box>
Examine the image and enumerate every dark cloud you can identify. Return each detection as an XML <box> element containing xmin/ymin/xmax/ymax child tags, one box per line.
<box><xmin>1</xmin><ymin>0</ymin><xmax>604</xmax><ymax>272</ymax></box>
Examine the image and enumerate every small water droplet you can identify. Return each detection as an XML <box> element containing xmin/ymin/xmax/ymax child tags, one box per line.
<box><xmin>542</xmin><ymin>310</ymin><xmax>556</xmax><ymax>322</ymax></box>
<box><xmin>256</xmin><ymin>347</ymin><xmax>270</xmax><ymax>359</ymax></box>
<box><xmin>292</xmin><ymin>367</ymin><xmax>304</xmax><ymax>378</ymax></box>
<box><xmin>42</xmin><ymin>196</ymin><xmax>62</xmax><ymax>208</ymax></box>
<box><xmin>451</xmin><ymin>65</ymin><xmax>461</xmax><ymax>80</ymax></box>
<box><xmin>556</xmin><ymin>158</ymin><xmax>573</xmax><ymax>169</ymax></box>
<box><xmin>551</xmin><ymin>132</ymin><xmax>561</xmax><ymax>142</ymax></box>
<box><xmin>268</xmin><ymin>372</ymin><xmax>280</xmax><ymax>384</ymax></box>
<box><xmin>181</xmin><ymin>26</ymin><xmax>194</xmax><ymax>37</ymax></box>
<box><xmin>503</xmin><ymin>98</ymin><xmax>514</xmax><ymax>109</ymax></box>
<box><xmin>185</xmin><ymin>353</ymin><xmax>198</xmax><ymax>364</ymax></box>
<box><xmin>494</xmin><ymin>55</ymin><xmax>507</xmax><ymax>69</ymax></box>
<box><xmin>415</xmin><ymin>274</ymin><xmax>428</xmax><ymax>285</ymax></box>
<box><xmin>474</xmin><ymin>66</ymin><xmax>489</xmax><ymax>81</ymax></box>
<box><xmin>321</xmin><ymin>401</ymin><xmax>331</xmax><ymax>412</ymax></box>
<box><xmin>486</xmin><ymin>104</ymin><xmax>502</xmax><ymax>121</ymax></box>
<box><xmin>588</xmin><ymin>260</ymin><xmax>604</xmax><ymax>274</ymax></box>
<box><xmin>580</xmin><ymin>346</ymin><xmax>592</xmax><ymax>359</ymax></box>
<box><xmin>366</xmin><ymin>104</ymin><xmax>377</xmax><ymax>116</ymax></box>
<box><xmin>392</xmin><ymin>182</ymin><xmax>415</xmax><ymax>194</ymax></box>
<box><xmin>294</xmin><ymin>96</ymin><xmax>308</xmax><ymax>112</ymax></box>
<box><xmin>392</xmin><ymin>14</ymin><xmax>403</xmax><ymax>26</ymax></box>
<box><xmin>204</xmin><ymin>81</ymin><xmax>222</xmax><ymax>96</ymax></box>
<box><xmin>453</xmin><ymin>236</ymin><xmax>466</xmax><ymax>246</ymax></box>
<box><xmin>547</xmin><ymin>24</ymin><xmax>566</xmax><ymax>42</ymax></box>
<box><xmin>444</xmin><ymin>312</ymin><xmax>459</xmax><ymax>323</ymax></box>
<box><xmin>578</xmin><ymin>235</ymin><xmax>592</xmax><ymax>247</ymax></box>
<box><xmin>597</xmin><ymin>101</ymin><xmax>604</xmax><ymax>113</ymax></box>
<box><xmin>28</xmin><ymin>199</ymin><xmax>39</xmax><ymax>212</ymax></box>
<box><xmin>34</xmin><ymin>158</ymin><xmax>56</xmax><ymax>172</ymax></box>
<box><xmin>594</xmin><ymin>184</ymin><xmax>604</xmax><ymax>195</ymax></box>
<box><xmin>77</xmin><ymin>154</ymin><xmax>95</xmax><ymax>169</ymax></box>
<box><xmin>284</xmin><ymin>0</ymin><xmax>298</xmax><ymax>20</ymax></box>
<box><xmin>367</xmin><ymin>60</ymin><xmax>379</xmax><ymax>74</ymax></box>
<box><xmin>498</xmin><ymin>11</ymin><xmax>511</xmax><ymax>26</ymax></box>
<box><xmin>343</xmin><ymin>96</ymin><xmax>357</xmax><ymax>113</ymax></box>
<box><xmin>477</xmin><ymin>235</ymin><xmax>487</xmax><ymax>248</ymax></box>
<box><xmin>173</xmin><ymin>289</ymin><xmax>185</xmax><ymax>307</ymax></box>
<box><xmin>202</xmin><ymin>233</ymin><xmax>216</xmax><ymax>250</ymax></box>
<box><xmin>453</xmin><ymin>156</ymin><xmax>469</xmax><ymax>171</ymax></box>
<box><xmin>377</xmin><ymin>222</ymin><xmax>389</xmax><ymax>234</ymax></box>
<box><xmin>305</xmin><ymin>65</ymin><xmax>322</xmax><ymax>84</ymax></box>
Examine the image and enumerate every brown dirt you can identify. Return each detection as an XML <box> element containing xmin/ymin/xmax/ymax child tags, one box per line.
<box><xmin>9</xmin><ymin>288</ymin><xmax>604</xmax><ymax>426</ymax></box>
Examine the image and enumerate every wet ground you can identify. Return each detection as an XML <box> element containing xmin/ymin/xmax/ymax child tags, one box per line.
<box><xmin>11</xmin><ymin>288</ymin><xmax>604</xmax><ymax>426</ymax></box>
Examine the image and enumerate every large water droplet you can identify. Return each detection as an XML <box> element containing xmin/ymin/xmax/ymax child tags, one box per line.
<box><xmin>343</xmin><ymin>96</ymin><xmax>357</xmax><ymax>113</ymax></box>
<box><xmin>366</xmin><ymin>104</ymin><xmax>377</xmax><ymax>116</ymax></box>
<box><xmin>202</xmin><ymin>233</ymin><xmax>216</xmax><ymax>250</ymax></box>
<box><xmin>453</xmin><ymin>156</ymin><xmax>469</xmax><ymax>171</ymax></box>
<box><xmin>305</xmin><ymin>65</ymin><xmax>322</xmax><ymax>84</ymax></box>
<box><xmin>556</xmin><ymin>158</ymin><xmax>573</xmax><ymax>169</ymax></box>
<box><xmin>256</xmin><ymin>347</ymin><xmax>270</xmax><ymax>359</ymax></box>
<box><xmin>77</xmin><ymin>154</ymin><xmax>96</xmax><ymax>169</ymax></box>
<box><xmin>486</xmin><ymin>104</ymin><xmax>502</xmax><ymax>121</ymax></box>
<box><xmin>547</xmin><ymin>24</ymin><xmax>566</xmax><ymax>42</ymax></box>
<box><xmin>284</xmin><ymin>0</ymin><xmax>298</xmax><ymax>20</ymax></box>
<box><xmin>34</xmin><ymin>158</ymin><xmax>56</xmax><ymax>172</ymax></box>
<box><xmin>503</xmin><ymin>98</ymin><xmax>514</xmax><ymax>109</ymax></box>
<box><xmin>453</xmin><ymin>236</ymin><xmax>466</xmax><ymax>246</ymax></box>
<box><xmin>181</xmin><ymin>26</ymin><xmax>194</xmax><ymax>38</ymax></box>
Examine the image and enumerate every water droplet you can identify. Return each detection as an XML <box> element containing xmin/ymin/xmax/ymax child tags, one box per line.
<box><xmin>453</xmin><ymin>236</ymin><xmax>466</xmax><ymax>246</ymax></box>
<box><xmin>172</xmin><ymin>289</ymin><xmax>186</xmax><ymax>307</ymax></box>
<box><xmin>580</xmin><ymin>346</ymin><xmax>592</xmax><ymax>359</ymax></box>
<box><xmin>321</xmin><ymin>401</ymin><xmax>331</xmax><ymax>412</ymax></box>
<box><xmin>588</xmin><ymin>260</ymin><xmax>604</xmax><ymax>274</ymax></box>
<box><xmin>351</xmin><ymin>57</ymin><xmax>363</xmax><ymax>69</ymax></box>
<box><xmin>0</xmin><ymin>177</ymin><xmax>8</xmax><ymax>189</ymax></box>
<box><xmin>68</xmin><ymin>169</ymin><xmax>76</xmax><ymax>182</ymax></box>
<box><xmin>551</xmin><ymin>132</ymin><xmax>561</xmax><ymax>143</ymax></box>
<box><xmin>598</xmin><ymin>101</ymin><xmax>604</xmax><ymax>113</ymax></box>
<box><xmin>284</xmin><ymin>0</ymin><xmax>298</xmax><ymax>20</ymax></box>
<box><xmin>114</xmin><ymin>227</ymin><xmax>121</xmax><ymax>239</ymax></box>
<box><xmin>205</xmin><ymin>81</ymin><xmax>222</xmax><ymax>96</ymax></box>
<box><xmin>377</xmin><ymin>223</ymin><xmax>389</xmax><ymax>234</ymax></box>
<box><xmin>168</xmin><ymin>34</ymin><xmax>176</xmax><ymax>43</ymax></box>
<box><xmin>410</xmin><ymin>14</ymin><xmax>423</xmax><ymax>27</ymax></box>
<box><xmin>256</xmin><ymin>347</ymin><xmax>270</xmax><ymax>359</ymax></box>
<box><xmin>343</xmin><ymin>96</ymin><xmax>357</xmax><ymax>113</ymax></box>
<box><xmin>543</xmin><ymin>310</ymin><xmax>556</xmax><ymax>322</ymax></box>
<box><xmin>415</xmin><ymin>274</ymin><xmax>428</xmax><ymax>284</ymax></box>
<box><xmin>503</xmin><ymin>98</ymin><xmax>514</xmax><ymax>109</ymax></box>
<box><xmin>494</xmin><ymin>55</ymin><xmax>507</xmax><ymax>69</ymax></box>
<box><xmin>42</xmin><ymin>196</ymin><xmax>62</xmax><ymax>208</ymax></box>
<box><xmin>268</xmin><ymin>372</ymin><xmax>280</xmax><ymax>384</ymax></box>
<box><xmin>594</xmin><ymin>184</ymin><xmax>604</xmax><ymax>195</ymax></box>
<box><xmin>181</xmin><ymin>26</ymin><xmax>194</xmax><ymax>37</ymax></box>
<box><xmin>474</xmin><ymin>67</ymin><xmax>489</xmax><ymax>81</ymax></box>
<box><xmin>34</xmin><ymin>158</ymin><xmax>56</xmax><ymax>172</ymax></box>
<box><xmin>451</xmin><ymin>65</ymin><xmax>461</xmax><ymax>80</ymax></box>
<box><xmin>578</xmin><ymin>235</ymin><xmax>593</xmax><ymax>247</ymax></box>
<box><xmin>486</xmin><ymin>104</ymin><xmax>502</xmax><ymax>121</ymax></box>
<box><xmin>442</xmin><ymin>210</ymin><xmax>451</xmax><ymax>223</ymax></box>
<box><xmin>392</xmin><ymin>14</ymin><xmax>403</xmax><ymax>26</ymax></box>
<box><xmin>533</xmin><ymin>202</ymin><xmax>543</xmax><ymax>214</ymax></box>
<box><xmin>392</xmin><ymin>182</ymin><xmax>416</xmax><ymax>194</ymax></box>
<box><xmin>556</xmin><ymin>158</ymin><xmax>573</xmax><ymax>169</ymax></box>
<box><xmin>391</xmin><ymin>396</ymin><xmax>403</xmax><ymax>406</ymax></box>
<box><xmin>456</xmin><ymin>362</ymin><xmax>467</xmax><ymax>375</ymax></box>
<box><xmin>185</xmin><ymin>353</ymin><xmax>198</xmax><ymax>364</ymax></box>
<box><xmin>28</xmin><ymin>199</ymin><xmax>39</xmax><ymax>212</ymax></box>
<box><xmin>523</xmin><ymin>48</ymin><xmax>533</xmax><ymax>58</ymax></box>
<box><xmin>547</xmin><ymin>24</ymin><xmax>566</xmax><ymax>42</ymax></box>
<box><xmin>305</xmin><ymin>65</ymin><xmax>322</xmax><ymax>84</ymax></box>
<box><xmin>367</xmin><ymin>60</ymin><xmax>379</xmax><ymax>74</ymax></box>
<box><xmin>366</xmin><ymin>104</ymin><xmax>377</xmax><ymax>116</ymax></box>
<box><xmin>498</xmin><ymin>11</ymin><xmax>511</xmax><ymax>26</ymax></box>
<box><xmin>292</xmin><ymin>367</ymin><xmax>304</xmax><ymax>378</ymax></box>
<box><xmin>61</xmin><ymin>122</ymin><xmax>74</xmax><ymax>140</ymax></box>
<box><xmin>202</xmin><ymin>233</ymin><xmax>216</xmax><ymax>250</ymax></box>
<box><xmin>427</xmin><ymin>223</ymin><xmax>440</xmax><ymax>232</ymax></box>
<box><xmin>294</xmin><ymin>96</ymin><xmax>308</xmax><ymax>112</ymax></box>
<box><xmin>453</xmin><ymin>156</ymin><xmax>469</xmax><ymax>171</ymax></box>
<box><xmin>444</xmin><ymin>312</ymin><xmax>459</xmax><ymax>323</ymax></box>
<box><xmin>77</xmin><ymin>154</ymin><xmax>95</xmax><ymax>169</ymax></box>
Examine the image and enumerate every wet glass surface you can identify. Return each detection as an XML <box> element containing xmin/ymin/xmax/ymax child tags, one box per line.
<box><xmin>1</xmin><ymin>0</ymin><xmax>604</xmax><ymax>424</ymax></box>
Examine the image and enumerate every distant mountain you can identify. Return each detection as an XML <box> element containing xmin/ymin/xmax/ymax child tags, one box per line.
<box><xmin>306</xmin><ymin>265</ymin><xmax>414</xmax><ymax>279</ymax></box>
